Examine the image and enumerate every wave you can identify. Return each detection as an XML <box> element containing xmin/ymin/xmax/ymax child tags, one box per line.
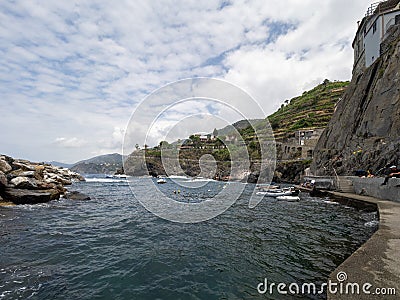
<box><xmin>168</xmin><ymin>175</ymin><xmax>190</xmax><ymax>180</ymax></box>
<box><xmin>364</xmin><ymin>220</ymin><xmax>379</xmax><ymax>227</ymax></box>
<box><xmin>84</xmin><ymin>178</ymin><xmax>127</xmax><ymax>183</ymax></box>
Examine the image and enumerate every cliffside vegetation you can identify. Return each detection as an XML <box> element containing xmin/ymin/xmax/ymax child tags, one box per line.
<box><xmin>255</xmin><ymin>80</ymin><xmax>349</xmax><ymax>141</ymax></box>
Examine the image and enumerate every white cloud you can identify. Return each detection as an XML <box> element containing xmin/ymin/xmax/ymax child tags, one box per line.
<box><xmin>0</xmin><ymin>0</ymin><xmax>370</xmax><ymax>162</ymax></box>
<box><xmin>54</xmin><ymin>137</ymin><xmax>87</xmax><ymax>148</ymax></box>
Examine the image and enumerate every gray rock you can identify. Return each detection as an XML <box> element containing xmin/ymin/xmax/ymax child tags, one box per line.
<box><xmin>3</xmin><ymin>188</ymin><xmax>60</xmax><ymax>204</ymax></box>
<box><xmin>0</xmin><ymin>171</ymin><xmax>7</xmax><ymax>187</ymax></box>
<box><xmin>20</xmin><ymin>171</ymin><xmax>36</xmax><ymax>177</ymax></box>
<box><xmin>10</xmin><ymin>177</ymin><xmax>38</xmax><ymax>189</ymax></box>
<box><xmin>0</xmin><ymin>159</ymin><xmax>12</xmax><ymax>173</ymax></box>
<box><xmin>55</xmin><ymin>176</ymin><xmax>72</xmax><ymax>185</ymax></box>
<box><xmin>64</xmin><ymin>191</ymin><xmax>91</xmax><ymax>201</ymax></box>
<box><xmin>12</xmin><ymin>161</ymin><xmax>36</xmax><ymax>171</ymax></box>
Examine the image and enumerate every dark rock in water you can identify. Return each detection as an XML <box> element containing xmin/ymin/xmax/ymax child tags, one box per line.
<box><xmin>274</xmin><ymin>160</ymin><xmax>312</xmax><ymax>184</ymax></box>
<box><xmin>246</xmin><ymin>172</ymin><xmax>259</xmax><ymax>183</ymax></box>
<box><xmin>64</xmin><ymin>191</ymin><xmax>91</xmax><ymax>201</ymax></box>
<box><xmin>2</xmin><ymin>188</ymin><xmax>60</xmax><ymax>204</ymax></box>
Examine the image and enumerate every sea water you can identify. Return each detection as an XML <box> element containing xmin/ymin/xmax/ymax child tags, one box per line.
<box><xmin>0</xmin><ymin>177</ymin><xmax>378</xmax><ymax>299</ymax></box>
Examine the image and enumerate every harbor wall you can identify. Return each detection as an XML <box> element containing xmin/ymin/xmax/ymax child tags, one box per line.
<box><xmin>327</xmin><ymin>191</ymin><xmax>400</xmax><ymax>299</ymax></box>
<box><xmin>350</xmin><ymin>177</ymin><xmax>400</xmax><ymax>202</ymax></box>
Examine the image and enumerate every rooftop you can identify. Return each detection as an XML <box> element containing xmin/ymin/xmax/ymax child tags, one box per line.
<box><xmin>365</xmin><ymin>0</ymin><xmax>400</xmax><ymax>17</ymax></box>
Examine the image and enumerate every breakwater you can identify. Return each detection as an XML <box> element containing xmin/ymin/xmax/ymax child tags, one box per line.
<box><xmin>325</xmin><ymin>191</ymin><xmax>399</xmax><ymax>299</ymax></box>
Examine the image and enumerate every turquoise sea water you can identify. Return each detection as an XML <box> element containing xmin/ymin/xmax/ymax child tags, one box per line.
<box><xmin>0</xmin><ymin>177</ymin><xmax>378</xmax><ymax>299</ymax></box>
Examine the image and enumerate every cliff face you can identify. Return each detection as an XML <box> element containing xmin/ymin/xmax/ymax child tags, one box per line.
<box><xmin>311</xmin><ymin>26</ymin><xmax>400</xmax><ymax>175</ymax></box>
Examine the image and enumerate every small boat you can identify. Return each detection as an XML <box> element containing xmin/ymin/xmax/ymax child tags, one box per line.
<box><xmin>256</xmin><ymin>190</ymin><xmax>292</xmax><ymax>197</ymax></box>
<box><xmin>105</xmin><ymin>174</ymin><xmax>127</xmax><ymax>179</ymax></box>
<box><xmin>157</xmin><ymin>178</ymin><xmax>167</xmax><ymax>184</ymax></box>
<box><xmin>113</xmin><ymin>174</ymin><xmax>127</xmax><ymax>179</ymax></box>
<box><xmin>277</xmin><ymin>195</ymin><xmax>300</xmax><ymax>201</ymax></box>
<box><xmin>257</xmin><ymin>187</ymin><xmax>299</xmax><ymax>197</ymax></box>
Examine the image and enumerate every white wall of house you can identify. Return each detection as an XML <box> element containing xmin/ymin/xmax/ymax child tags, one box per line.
<box><xmin>364</xmin><ymin>10</ymin><xmax>400</xmax><ymax>67</ymax></box>
<box><xmin>365</xmin><ymin>15</ymin><xmax>383</xmax><ymax>67</ymax></box>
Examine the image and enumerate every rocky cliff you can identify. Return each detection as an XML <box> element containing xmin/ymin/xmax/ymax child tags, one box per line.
<box><xmin>311</xmin><ymin>25</ymin><xmax>400</xmax><ymax>175</ymax></box>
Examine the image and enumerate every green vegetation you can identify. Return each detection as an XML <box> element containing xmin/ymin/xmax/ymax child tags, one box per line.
<box><xmin>266</xmin><ymin>79</ymin><xmax>349</xmax><ymax>141</ymax></box>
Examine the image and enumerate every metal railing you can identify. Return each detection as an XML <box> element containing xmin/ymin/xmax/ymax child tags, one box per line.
<box><xmin>366</xmin><ymin>0</ymin><xmax>400</xmax><ymax>17</ymax></box>
<box><xmin>366</xmin><ymin>2</ymin><xmax>382</xmax><ymax>17</ymax></box>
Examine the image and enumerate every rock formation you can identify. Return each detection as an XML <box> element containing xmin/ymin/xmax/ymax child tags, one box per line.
<box><xmin>0</xmin><ymin>154</ymin><xmax>86</xmax><ymax>205</ymax></box>
<box><xmin>311</xmin><ymin>25</ymin><xmax>400</xmax><ymax>175</ymax></box>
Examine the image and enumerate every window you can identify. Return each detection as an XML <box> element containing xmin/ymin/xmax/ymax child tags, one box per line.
<box><xmin>373</xmin><ymin>20</ymin><xmax>377</xmax><ymax>34</ymax></box>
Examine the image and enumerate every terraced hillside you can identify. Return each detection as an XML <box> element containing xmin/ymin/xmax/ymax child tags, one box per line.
<box><xmin>263</xmin><ymin>80</ymin><xmax>349</xmax><ymax>141</ymax></box>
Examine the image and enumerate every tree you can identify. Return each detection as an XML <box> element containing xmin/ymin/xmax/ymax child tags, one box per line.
<box><xmin>135</xmin><ymin>144</ymin><xmax>140</xmax><ymax>150</ymax></box>
<box><xmin>159</xmin><ymin>141</ymin><xmax>169</xmax><ymax>149</ymax></box>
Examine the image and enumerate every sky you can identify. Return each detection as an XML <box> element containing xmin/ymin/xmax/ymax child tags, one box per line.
<box><xmin>0</xmin><ymin>0</ymin><xmax>371</xmax><ymax>163</ymax></box>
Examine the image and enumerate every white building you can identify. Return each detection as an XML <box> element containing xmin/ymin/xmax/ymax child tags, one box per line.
<box><xmin>353</xmin><ymin>0</ymin><xmax>400</xmax><ymax>74</ymax></box>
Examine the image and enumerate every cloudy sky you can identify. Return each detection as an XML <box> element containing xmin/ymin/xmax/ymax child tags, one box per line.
<box><xmin>0</xmin><ymin>0</ymin><xmax>370</xmax><ymax>163</ymax></box>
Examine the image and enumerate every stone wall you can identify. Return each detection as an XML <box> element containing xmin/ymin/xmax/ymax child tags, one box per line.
<box><xmin>351</xmin><ymin>177</ymin><xmax>400</xmax><ymax>202</ymax></box>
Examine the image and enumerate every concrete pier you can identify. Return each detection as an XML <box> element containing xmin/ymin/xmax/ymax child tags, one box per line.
<box><xmin>327</xmin><ymin>191</ymin><xmax>400</xmax><ymax>299</ymax></box>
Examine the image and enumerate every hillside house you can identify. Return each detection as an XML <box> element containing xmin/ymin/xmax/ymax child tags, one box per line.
<box><xmin>353</xmin><ymin>0</ymin><xmax>400</xmax><ymax>74</ymax></box>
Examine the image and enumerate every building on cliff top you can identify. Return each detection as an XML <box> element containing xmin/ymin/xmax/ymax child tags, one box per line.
<box><xmin>352</xmin><ymin>0</ymin><xmax>400</xmax><ymax>75</ymax></box>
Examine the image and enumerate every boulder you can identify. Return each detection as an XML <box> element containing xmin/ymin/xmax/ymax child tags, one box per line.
<box><xmin>20</xmin><ymin>171</ymin><xmax>36</xmax><ymax>177</ymax></box>
<box><xmin>12</xmin><ymin>161</ymin><xmax>36</xmax><ymax>171</ymax></box>
<box><xmin>36</xmin><ymin>181</ymin><xmax>57</xmax><ymax>190</ymax></box>
<box><xmin>0</xmin><ymin>159</ymin><xmax>12</xmax><ymax>173</ymax></box>
<box><xmin>2</xmin><ymin>188</ymin><xmax>60</xmax><ymax>204</ymax></box>
<box><xmin>34</xmin><ymin>165</ymin><xmax>45</xmax><ymax>180</ymax></box>
<box><xmin>44</xmin><ymin>178</ymin><xmax>58</xmax><ymax>184</ymax></box>
<box><xmin>0</xmin><ymin>171</ymin><xmax>7</xmax><ymax>187</ymax></box>
<box><xmin>55</xmin><ymin>176</ymin><xmax>72</xmax><ymax>185</ymax></box>
<box><xmin>10</xmin><ymin>177</ymin><xmax>38</xmax><ymax>189</ymax></box>
<box><xmin>56</xmin><ymin>184</ymin><xmax>67</xmax><ymax>193</ymax></box>
<box><xmin>64</xmin><ymin>191</ymin><xmax>91</xmax><ymax>201</ymax></box>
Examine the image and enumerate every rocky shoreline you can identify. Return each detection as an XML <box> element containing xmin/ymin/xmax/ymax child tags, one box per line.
<box><xmin>0</xmin><ymin>155</ymin><xmax>86</xmax><ymax>205</ymax></box>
